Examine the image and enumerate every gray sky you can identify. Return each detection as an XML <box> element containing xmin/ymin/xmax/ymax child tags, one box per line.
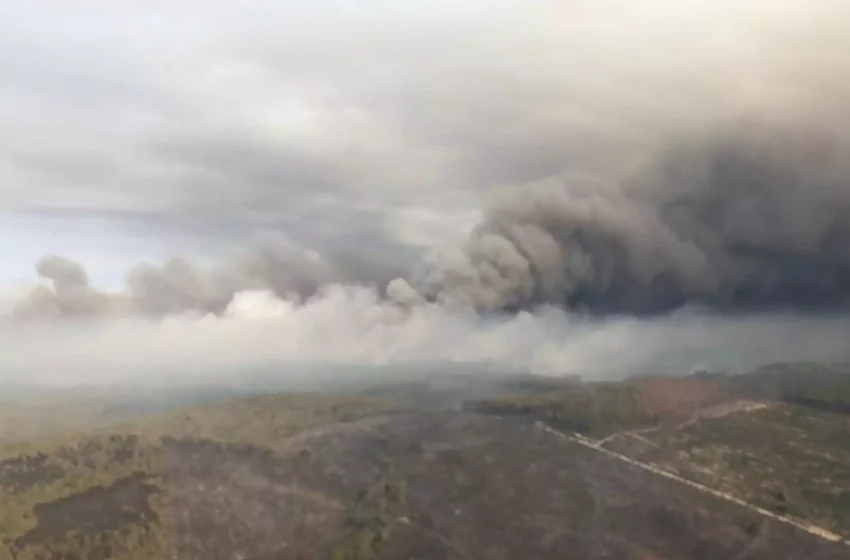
<box><xmin>3</xmin><ymin>0</ymin><xmax>848</xmax><ymax>286</ymax></box>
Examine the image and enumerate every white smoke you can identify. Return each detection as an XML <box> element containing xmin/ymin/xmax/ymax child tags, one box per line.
<box><xmin>3</xmin><ymin>282</ymin><xmax>850</xmax><ymax>389</ymax></box>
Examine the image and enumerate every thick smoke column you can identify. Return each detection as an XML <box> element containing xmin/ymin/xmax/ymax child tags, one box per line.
<box><xmin>397</xmin><ymin>124</ymin><xmax>850</xmax><ymax>314</ymax></box>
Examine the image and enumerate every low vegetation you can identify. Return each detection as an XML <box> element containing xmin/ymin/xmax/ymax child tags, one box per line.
<box><xmin>3</xmin><ymin>364</ymin><xmax>850</xmax><ymax>558</ymax></box>
<box><xmin>730</xmin><ymin>362</ymin><xmax>850</xmax><ymax>413</ymax></box>
<box><xmin>633</xmin><ymin>403</ymin><xmax>850</xmax><ymax>535</ymax></box>
<box><xmin>0</xmin><ymin>394</ymin><xmax>396</xmax><ymax>559</ymax></box>
<box><xmin>464</xmin><ymin>375</ymin><xmax>723</xmax><ymax>437</ymax></box>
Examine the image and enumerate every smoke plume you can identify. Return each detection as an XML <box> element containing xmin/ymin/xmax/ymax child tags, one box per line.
<box><xmin>16</xmin><ymin>123</ymin><xmax>850</xmax><ymax>321</ymax></box>
<box><xmin>11</xmin><ymin>232</ymin><xmax>397</xmax><ymax>320</ymax></box>
<box><xmin>396</xmin><ymin>124</ymin><xmax>850</xmax><ymax>314</ymax></box>
<box><xmin>4</xmin><ymin>0</ymin><xmax>850</xmax><ymax>388</ymax></box>
<box><xmin>6</xmin><ymin>122</ymin><xmax>850</xmax><ymax>388</ymax></box>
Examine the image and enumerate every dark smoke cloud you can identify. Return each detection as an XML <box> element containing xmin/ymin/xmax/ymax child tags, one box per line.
<box><xmin>12</xmin><ymin>123</ymin><xmax>850</xmax><ymax>320</ymax></box>
<box><xmin>396</xmin><ymin>124</ymin><xmax>850</xmax><ymax>314</ymax></box>
<box><xmin>5</xmin><ymin>0</ymin><xmax>850</xmax><ymax>322</ymax></box>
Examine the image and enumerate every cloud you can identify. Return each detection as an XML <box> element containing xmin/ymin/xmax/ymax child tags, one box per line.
<box><xmin>3</xmin><ymin>1</ymin><xmax>849</xmax><ymax>236</ymax></box>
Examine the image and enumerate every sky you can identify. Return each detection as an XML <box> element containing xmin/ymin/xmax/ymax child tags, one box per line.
<box><xmin>2</xmin><ymin>0</ymin><xmax>850</xmax><ymax>387</ymax></box>
<box><xmin>4</xmin><ymin>0</ymin><xmax>847</xmax><ymax>282</ymax></box>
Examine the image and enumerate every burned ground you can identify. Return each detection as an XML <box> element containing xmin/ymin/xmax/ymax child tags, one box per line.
<box><xmin>2</xmin><ymin>369</ymin><xmax>850</xmax><ymax>559</ymax></box>
<box><xmin>14</xmin><ymin>473</ymin><xmax>159</xmax><ymax>549</ymax></box>
<box><xmin>0</xmin><ymin>454</ymin><xmax>66</xmax><ymax>494</ymax></box>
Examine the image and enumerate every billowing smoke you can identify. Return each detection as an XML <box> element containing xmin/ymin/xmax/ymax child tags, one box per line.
<box><xmin>4</xmin><ymin>0</ymin><xmax>850</xmax><ymax>389</ymax></box>
<box><xmin>6</xmin><ymin>124</ymin><xmax>850</xmax><ymax>388</ymax></box>
<box><xmin>17</xmin><ymin>124</ymin><xmax>850</xmax><ymax>321</ymax></box>
<box><xmin>11</xmin><ymin>232</ymin><xmax>396</xmax><ymax>321</ymax></box>
<box><xmin>396</xmin><ymin>124</ymin><xmax>850</xmax><ymax>314</ymax></box>
<box><xmin>5</xmin><ymin>287</ymin><xmax>850</xmax><ymax>388</ymax></box>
